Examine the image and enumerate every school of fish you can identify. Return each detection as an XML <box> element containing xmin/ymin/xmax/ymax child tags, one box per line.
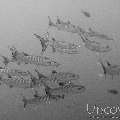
<box><xmin>0</xmin><ymin>15</ymin><xmax>118</xmax><ymax>109</ymax></box>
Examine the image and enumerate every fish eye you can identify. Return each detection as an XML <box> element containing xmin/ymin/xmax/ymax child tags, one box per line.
<box><xmin>77</xmin><ymin>86</ymin><xmax>85</xmax><ymax>90</ymax></box>
<box><xmin>71</xmin><ymin>74</ymin><xmax>75</xmax><ymax>77</ymax></box>
<box><xmin>59</xmin><ymin>82</ymin><xmax>65</xmax><ymax>86</ymax></box>
<box><xmin>52</xmin><ymin>70</ymin><xmax>57</xmax><ymax>74</ymax></box>
<box><xmin>77</xmin><ymin>87</ymin><xmax>82</xmax><ymax>90</ymax></box>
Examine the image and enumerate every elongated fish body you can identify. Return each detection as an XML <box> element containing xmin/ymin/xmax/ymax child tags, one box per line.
<box><xmin>0</xmin><ymin>75</ymin><xmax>33</xmax><ymax>88</ymax></box>
<box><xmin>81</xmin><ymin>10</ymin><xmax>91</xmax><ymax>18</ymax></box>
<box><xmin>79</xmin><ymin>33</ymin><xmax>112</xmax><ymax>53</ymax></box>
<box><xmin>22</xmin><ymin>94</ymin><xmax>61</xmax><ymax>109</ymax></box>
<box><xmin>49</xmin><ymin>71</ymin><xmax>80</xmax><ymax>83</ymax></box>
<box><xmin>48</xmin><ymin>83</ymin><xmax>86</xmax><ymax>97</ymax></box>
<box><xmin>50</xmin><ymin>38</ymin><xmax>81</xmax><ymax>54</ymax></box>
<box><xmin>42</xmin><ymin>70</ymin><xmax>81</xmax><ymax>87</ymax></box>
<box><xmin>85</xmin><ymin>43</ymin><xmax>112</xmax><ymax>53</ymax></box>
<box><xmin>56</xmin><ymin>48</ymin><xmax>81</xmax><ymax>54</ymax></box>
<box><xmin>34</xmin><ymin>69</ymin><xmax>80</xmax><ymax>87</ymax></box>
<box><xmin>0</xmin><ymin>67</ymin><xmax>30</xmax><ymax>77</ymax></box>
<box><xmin>107</xmin><ymin>89</ymin><xmax>119</xmax><ymax>95</ymax></box>
<box><xmin>10</xmin><ymin>52</ymin><xmax>61</xmax><ymax>67</ymax></box>
<box><xmin>22</xmin><ymin>95</ymin><xmax>50</xmax><ymax>108</ymax></box>
<box><xmin>87</xmin><ymin>28</ymin><xmax>114</xmax><ymax>40</ymax></box>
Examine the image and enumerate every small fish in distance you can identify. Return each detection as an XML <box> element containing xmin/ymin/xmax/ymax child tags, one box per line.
<box><xmin>98</xmin><ymin>58</ymin><xmax>120</xmax><ymax>80</ymax></box>
<box><xmin>47</xmin><ymin>82</ymin><xmax>86</xmax><ymax>98</ymax></box>
<box><xmin>81</xmin><ymin>10</ymin><xmax>91</xmax><ymax>18</ymax></box>
<box><xmin>107</xmin><ymin>89</ymin><xmax>119</xmax><ymax>95</ymax></box>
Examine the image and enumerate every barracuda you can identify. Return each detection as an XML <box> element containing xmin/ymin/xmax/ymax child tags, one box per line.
<box><xmin>45</xmin><ymin>82</ymin><xmax>86</xmax><ymax>98</ymax></box>
<box><xmin>0</xmin><ymin>66</ymin><xmax>31</xmax><ymax>77</ymax></box>
<box><xmin>35</xmin><ymin>69</ymin><xmax>80</xmax><ymax>86</ymax></box>
<box><xmin>9</xmin><ymin>45</ymin><xmax>61</xmax><ymax>67</ymax></box>
<box><xmin>87</xmin><ymin>28</ymin><xmax>114</xmax><ymax>40</ymax></box>
<box><xmin>78</xmin><ymin>30</ymin><xmax>112</xmax><ymax>53</ymax></box>
<box><xmin>0</xmin><ymin>75</ymin><xmax>33</xmax><ymax>89</ymax></box>
<box><xmin>22</xmin><ymin>93</ymin><xmax>63</xmax><ymax>109</ymax></box>
<box><xmin>50</xmin><ymin>37</ymin><xmax>81</xmax><ymax>54</ymax></box>
<box><xmin>0</xmin><ymin>70</ymin><xmax>47</xmax><ymax>89</ymax></box>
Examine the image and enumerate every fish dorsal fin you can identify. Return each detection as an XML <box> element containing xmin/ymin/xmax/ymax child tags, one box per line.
<box><xmin>56</xmin><ymin>16</ymin><xmax>61</xmax><ymax>24</ymax></box>
<box><xmin>48</xmin><ymin>16</ymin><xmax>54</xmax><ymax>26</ymax></box>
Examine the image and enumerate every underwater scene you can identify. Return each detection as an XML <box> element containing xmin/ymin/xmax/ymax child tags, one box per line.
<box><xmin>0</xmin><ymin>0</ymin><xmax>120</xmax><ymax>119</ymax></box>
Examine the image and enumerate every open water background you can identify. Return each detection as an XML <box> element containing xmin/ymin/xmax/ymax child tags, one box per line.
<box><xmin>0</xmin><ymin>0</ymin><xmax>120</xmax><ymax>119</ymax></box>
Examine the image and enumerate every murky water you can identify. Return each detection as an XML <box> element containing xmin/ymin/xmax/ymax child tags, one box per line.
<box><xmin>0</xmin><ymin>0</ymin><xmax>120</xmax><ymax>119</ymax></box>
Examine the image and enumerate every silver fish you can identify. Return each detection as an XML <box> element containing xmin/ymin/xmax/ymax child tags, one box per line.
<box><xmin>107</xmin><ymin>89</ymin><xmax>119</xmax><ymax>95</ymax></box>
<box><xmin>81</xmin><ymin>10</ymin><xmax>91</xmax><ymax>18</ymax></box>
<box><xmin>0</xmin><ymin>66</ymin><xmax>31</xmax><ymax>78</ymax></box>
<box><xmin>0</xmin><ymin>75</ymin><xmax>33</xmax><ymax>88</ymax></box>
<box><xmin>50</xmin><ymin>37</ymin><xmax>81</xmax><ymax>54</ymax></box>
<box><xmin>49</xmin><ymin>70</ymin><xmax>80</xmax><ymax>83</ymax></box>
<box><xmin>0</xmin><ymin>69</ymin><xmax>47</xmax><ymax>89</ymax></box>
<box><xmin>87</xmin><ymin>28</ymin><xmax>114</xmax><ymax>40</ymax></box>
<box><xmin>47</xmin><ymin>83</ymin><xmax>86</xmax><ymax>97</ymax></box>
<box><xmin>78</xmin><ymin>31</ymin><xmax>112</xmax><ymax>53</ymax></box>
<box><xmin>22</xmin><ymin>94</ymin><xmax>62</xmax><ymax>109</ymax></box>
<box><xmin>84</xmin><ymin>42</ymin><xmax>112</xmax><ymax>53</ymax></box>
<box><xmin>36</xmin><ymin>69</ymin><xmax>80</xmax><ymax>86</ymax></box>
<box><xmin>9</xmin><ymin>46</ymin><xmax>61</xmax><ymax>67</ymax></box>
